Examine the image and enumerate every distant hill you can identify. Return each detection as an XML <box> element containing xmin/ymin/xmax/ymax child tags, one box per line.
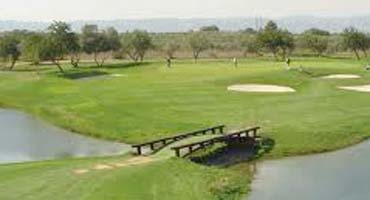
<box><xmin>1</xmin><ymin>15</ymin><xmax>370</xmax><ymax>33</ymax></box>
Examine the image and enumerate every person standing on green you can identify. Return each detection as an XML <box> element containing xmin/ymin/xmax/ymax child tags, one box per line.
<box><xmin>365</xmin><ymin>63</ymin><xmax>370</xmax><ymax>71</ymax></box>
<box><xmin>233</xmin><ymin>57</ymin><xmax>238</xmax><ymax>67</ymax></box>
<box><xmin>166</xmin><ymin>58</ymin><xmax>172</xmax><ymax>68</ymax></box>
<box><xmin>285</xmin><ymin>58</ymin><xmax>291</xmax><ymax>70</ymax></box>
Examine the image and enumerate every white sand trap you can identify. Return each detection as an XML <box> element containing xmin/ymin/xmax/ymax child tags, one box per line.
<box><xmin>228</xmin><ymin>84</ymin><xmax>295</xmax><ymax>93</ymax></box>
<box><xmin>321</xmin><ymin>74</ymin><xmax>361</xmax><ymax>79</ymax></box>
<box><xmin>339</xmin><ymin>85</ymin><xmax>370</xmax><ymax>92</ymax></box>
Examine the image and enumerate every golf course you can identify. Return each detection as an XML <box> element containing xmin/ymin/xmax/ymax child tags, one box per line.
<box><xmin>1</xmin><ymin>56</ymin><xmax>370</xmax><ymax>199</ymax></box>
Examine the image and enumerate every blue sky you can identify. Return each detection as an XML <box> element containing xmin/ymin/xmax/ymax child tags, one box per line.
<box><xmin>1</xmin><ymin>0</ymin><xmax>369</xmax><ymax>21</ymax></box>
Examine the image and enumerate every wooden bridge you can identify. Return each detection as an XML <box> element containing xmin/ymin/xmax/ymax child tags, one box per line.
<box><xmin>132</xmin><ymin>125</ymin><xmax>225</xmax><ymax>155</ymax></box>
<box><xmin>171</xmin><ymin>126</ymin><xmax>261</xmax><ymax>157</ymax></box>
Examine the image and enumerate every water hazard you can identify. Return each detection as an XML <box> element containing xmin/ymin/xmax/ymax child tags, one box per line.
<box><xmin>0</xmin><ymin>108</ymin><xmax>130</xmax><ymax>164</ymax></box>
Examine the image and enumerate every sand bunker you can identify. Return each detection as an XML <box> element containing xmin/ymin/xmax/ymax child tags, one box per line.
<box><xmin>228</xmin><ymin>84</ymin><xmax>295</xmax><ymax>93</ymax></box>
<box><xmin>338</xmin><ymin>85</ymin><xmax>370</xmax><ymax>92</ymax></box>
<box><xmin>321</xmin><ymin>74</ymin><xmax>361</xmax><ymax>79</ymax></box>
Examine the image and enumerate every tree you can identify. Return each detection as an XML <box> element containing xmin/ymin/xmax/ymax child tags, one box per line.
<box><xmin>121</xmin><ymin>30</ymin><xmax>153</xmax><ymax>62</ymax></box>
<box><xmin>81</xmin><ymin>25</ymin><xmax>117</xmax><ymax>67</ymax></box>
<box><xmin>105</xmin><ymin>27</ymin><xmax>121</xmax><ymax>53</ymax></box>
<box><xmin>240</xmin><ymin>35</ymin><xmax>261</xmax><ymax>57</ymax></box>
<box><xmin>0</xmin><ymin>35</ymin><xmax>21</xmax><ymax>70</ymax></box>
<box><xmin>188</xmin><ymin>32</ymin><xmax>212</xmax><ymax>63</ymax></box>
<box><xmin>257</xmin><ymin>21</ymin><xmax>294</xmax><ymax>60</ymax></box>
<box><xmin>39</xmin><ymin>35</ymin><xmax>65</xmax><ymax>73</ymax></box>
<box><xmin>301</xmin><ymin>33</ymin><xmax>329</xmax><ymax>56</ymax></box>
<box><xmin>162</xmin><ymin>39</ymin><xmax>181</xmax><ymax>59</ymax></box>
<box><xmin>264</xmin><ymin>21</ymin><xmax>278</xmax><ymax>32</ymax></box>
<box><xmin>45</xmin><ymin>21</ymin><xmax>76</xmax><ymax>72</ymax></box>
<box><xmin>243</xmin><ymin>28</ymin><xmax>258</xmax><ymax>34</ymax></box>
<box><xmin>279</xmin><ymin>30</ymin><xmax>295</xmax><ymax>58</ymax></box>
<box><xmin>341</xmin><ymin>27</ymin><xmax>369</xmax><ymax>59</ymax></box>
<box><xmin>21</xmin><ymin>33</ymin><xmax>44</xmax><ymax>66</ymax></box>
<box><xmin>303</xmin><ymin>28</ymin><xmax>330</xmax><ymax>36</ymax></box>
<box><xmin>65</xmin><ymin>32</ymin><xmax>81</xmax><ymax>68</ymax></box>
<box><xmin>257</xmin><ymin>21</ymin><xmax>280</xmax><ymax>59</ymax></box>
<box><xmin>200</xmin><ymin>25</ymin><xmax>220</xmax><ymax>32</ymax></box>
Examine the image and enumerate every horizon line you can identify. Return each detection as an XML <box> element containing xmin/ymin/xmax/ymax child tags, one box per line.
<box><xmin>1</xmin><ymin>13</ymin><xmax>370</xmax><ymax>23</ymax></box>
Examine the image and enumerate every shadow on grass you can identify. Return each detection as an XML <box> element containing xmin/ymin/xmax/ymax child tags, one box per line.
<box><xmin>190</xmin><ymin>137</ymin><xmax>275</xmax><ymax>167</ymax></box>
<box><xmin>88</xmin><ymin>62</ymin><xmax>150</xmax><ymax>69</ymax></box>
<box><xmin>2</xmin><ymin>65</ymin><xmax>53</xmax><ymax>72</ymax></box>
<box><xmin>59</xmin><ymin>70</ymin><xmax>110</xmax><ymax>80</ymax></box>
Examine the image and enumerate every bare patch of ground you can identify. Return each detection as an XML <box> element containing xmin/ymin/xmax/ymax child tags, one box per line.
<box><xmin>93</xmin><ymin>164</ymin><xmax>114</xmax><ymax>170</ymax></box>
<box><xmin>110</xmin><ymin>74</ymin><xmax>128</xmax><ymax>77</ymax></box>
<box><xmin>338</xmin><ymin>85</ymin><xmax>370</xmax><ymax>92</ymax></box>
<box><xmin>227</xmin><ymin>84</ymin><xmax>295</xmax><ymax>93</ymax></box>
<box><xmin>73</xmin><ymin>169</ymin><xmax>90</xmax><ymax>174</ymax></box>
<box><xmin>112</xmin><ymin>157</ymin><xmax>154</xmax><ymax>167</ymax></box>
<box><xmin>73</xmin><ymin>156</ymin><xmax>155</xmax><ymax>175</ymax></box>
<box><xmin>321</xmin><ymin>74</ymin><xmax>361</xmax><ymax>79</ymax></box>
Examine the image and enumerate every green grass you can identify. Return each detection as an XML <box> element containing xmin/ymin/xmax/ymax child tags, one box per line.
<box><xmin>1</xmin><ymin>57</ymin><xmax>370</xmax><ymax>156</ymax></box>
<box><xmin>0</xmin><ymin>156</ymin><xmax>248</xmax><ymax>200</ymax></box>
<box><xmin>1</xmin><ymin>57</ymin><xmax>370</xmax><ymax>200</ymax></box>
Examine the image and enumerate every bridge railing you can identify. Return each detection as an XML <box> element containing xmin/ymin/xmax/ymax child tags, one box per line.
<box><xmin>171</xmin><ymin>126</ymin><xmax>260</xmax><ymax>157</ymax></box>
<box><xmin>131</xmin><ymin>125</ymin><xmax>225</xmax><ymax>155</ymax></box>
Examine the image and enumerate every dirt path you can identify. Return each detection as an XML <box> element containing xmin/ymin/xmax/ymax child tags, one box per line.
<box><xmin>73</xmin><ymin>156</ymin><xmax>155</xmax><ymax>175</ymax></box>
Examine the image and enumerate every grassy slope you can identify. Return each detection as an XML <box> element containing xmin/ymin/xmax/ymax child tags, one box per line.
<box><xmin>1</xmin><ymin>57</ymin><xmax>370</xmax><ymax>200</ymax></box>
<box><xmin>0</xmin><ymin>156</ymin><xmax>248</xmax><ymax>200</ymax></box>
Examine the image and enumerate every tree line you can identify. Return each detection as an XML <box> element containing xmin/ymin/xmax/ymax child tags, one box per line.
<box><xmin>0</xmin><ymin>20</ymin><xmax>369</xmax><ymax>72</ymax></box>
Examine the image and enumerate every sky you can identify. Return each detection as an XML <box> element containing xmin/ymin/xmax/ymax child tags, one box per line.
<box><xmin>0</xmin><ymin>0</ymin><xmax>370</xmax><ymax>21</ymax></box>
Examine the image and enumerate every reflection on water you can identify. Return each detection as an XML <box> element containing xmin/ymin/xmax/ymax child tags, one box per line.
<box><xmin>0</xmin><ymin>109</ymin><xmax>130</xmax><ymax>164</ymax></box>
<box><xmin>248</xmin><ymin>140</ymin><xmax>370</xmax><ymax>200</ymax></box>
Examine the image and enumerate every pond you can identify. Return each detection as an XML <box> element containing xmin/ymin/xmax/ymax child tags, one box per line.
<box><xmin>248</xmin><ymin>140</ymin><xmax>370</xmax><ymax>200</ymax></box>
<box><xmin>0</xmin><ymin>108</ymin><xmax>130</xmax><ymax>164</ymax></box>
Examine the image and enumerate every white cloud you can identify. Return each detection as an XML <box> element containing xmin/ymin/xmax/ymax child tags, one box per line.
<box><xmin>0</xmin><ymin>0</ymin><xmax>369</xmax><ymax>21</ymax></box>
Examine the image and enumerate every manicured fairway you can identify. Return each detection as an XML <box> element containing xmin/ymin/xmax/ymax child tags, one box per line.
<box><xmin>1</xmin><ymin>57</ymin><xmax>370</xmax><ymax>157</ymax></box>
<box><xmin>1</xmin><ymin>57</ymin><xmax>370</xmax><ymax>200</ymax></box>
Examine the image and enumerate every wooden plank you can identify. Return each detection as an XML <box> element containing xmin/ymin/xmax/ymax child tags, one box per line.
<box><xmin>132</xmin><ymin>125</ymin><xmax>225</xmax><ymax>148</ymax></box>
<box><xmin>171</xmin><ymin>126</ymin><xmax>260</xmax><ymax>151</ymax></box>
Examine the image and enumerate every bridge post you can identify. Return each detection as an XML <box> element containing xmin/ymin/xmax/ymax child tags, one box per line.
<box><xmin>252</xmin><ymin>129</ymin><xmax>257</xmax><ymax>138</ymax></box>
<box><xmin>136</xmin><ymin>146</ymin><xmax>142</xmax><ymax>155</ymax></box>
<box><xmin>175</xmin><ymin>149</ymin><xmax>180</xmax><ymax>157</ymax></box>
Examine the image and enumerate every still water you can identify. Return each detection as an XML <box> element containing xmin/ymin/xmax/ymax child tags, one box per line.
<box><xmin>0</xmin><ymin>108</ymin><xmax>130</xmax><ymax>164</ymax></box>
<box><xmin>248</xmin><ymin>140</ymin><xmax>370</xmax><ymax>200</ymax></box>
